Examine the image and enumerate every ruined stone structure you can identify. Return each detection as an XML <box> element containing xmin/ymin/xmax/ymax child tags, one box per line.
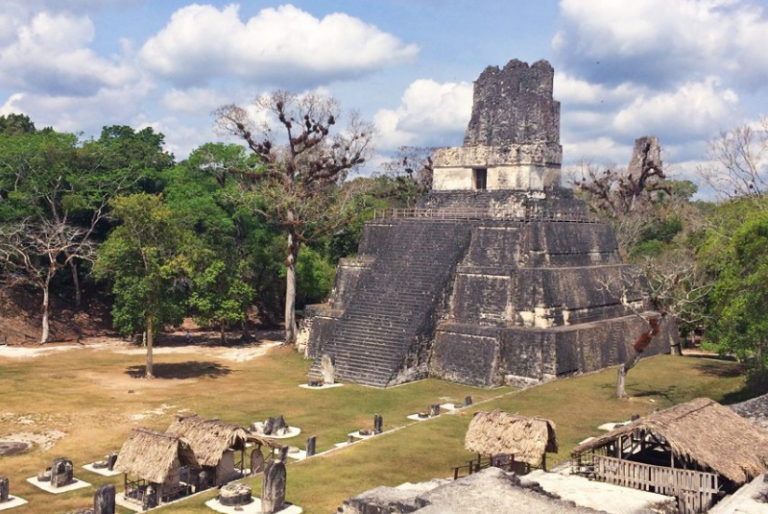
<box><xmin>304</xmin><ymin>59</ymin><xmax>675</xmax><ymax>388</ymax></box>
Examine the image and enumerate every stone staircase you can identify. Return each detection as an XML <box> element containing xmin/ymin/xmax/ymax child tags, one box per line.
<box><xmin>310</xmin><ymin>219</ymin><xmax>472</xmax><ymax>387</ymax></box>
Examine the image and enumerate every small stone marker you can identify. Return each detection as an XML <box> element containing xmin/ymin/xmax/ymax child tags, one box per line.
<box><xmin>631</xmin><ymin>413</ymin><xmax>640</xmax><ymax>421</ymax></box>
<box><xmin>373</xmin><ymin>414</ymin><xmax>383</xmax><ymax>435</ymax></box>
<box><xmin>429</xmin><ymin>404</ymin><xmax>440</xmax><ymax>417</ymax></box>
<box><xmin>321</xmin><ymin>354</ymin><xmax>335</xmax><ymax>385</ymax></box>
<box><xmin>306</xmin><ymin>436</ymin><xmax>316</xmax><ymax>457</ymax></box>
<box><xmin>274</xmin><ymin>415</ymin><xmax>287</xmax><ymax>435</ymax></box>
<box><xmin>143</xmin><ymin>485</ymin><xmax>157</xmax><ymax>510</ymax></box>
<box><xmin>0</xmin><ymin>476</ymin><xmax>9</xmax><ymax>503</ymax></box>
<box><xmin>50</xmin><ymin>457</ymin><xmax>74</xmax><ymax>488</ymax></box>
<box><xmin>263</xmin><ymin>417</ymin><xmax>276</xmax><ymax>435</ymax></box>
<box><xmin>465</xmin><ymin>396</ymin><xmax>473</xmax><ymax>406</ymax></box>
<box><xmin>198</xmin><ymin>470</ymin><xmax>212</xmax><ymax>491</ymax></box>
<box><xmin>277</xmin><ymin>445</ymin><xmax>289</xmax><ymax>462</ymax></box>
<box><xmin>251</xmin><ymin>448</ymin><xmax>265</xmax><ymax>474</ymax></box>
<box><xmin>94</xmin><ymin>484</ymin><xmax>116</xmax><ymax>514</ymax></box>
<box><xmin>106</xmin><ymin>453</ymin><xmax>118</xmax><ymax>471</ymax></box>
<box><xmin>347</xmin><ymin>434</ymin><xmax>355</xmax><ymax>444</ymax></box>
<box><xmin>261</xmin><ymin>460</ymin><xmax>287</xmax><ymax>514</ymax></box>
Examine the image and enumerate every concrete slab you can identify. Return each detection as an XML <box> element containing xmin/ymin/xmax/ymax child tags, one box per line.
<box><xmin>287</xmin><ymin>449</ymin><xmax>307</xmax><ymax>461</ymax></box>
<box><xmin>439</xmin><ymin>403</ymin><xmax>460</xmax><ymax>411</ymax></box>
<box><xmin>598</xmin><ymin>421</ymin><xmax>631</xmax><ymax>431</ymax></box>
<box><xmin>115</xmin><ymin>494</ymin><xmax>142</xmax><ymax>512</ymax></box>
<box><xmin>250</xmin><ymin>423</ymin><xmax>301</xmax><ymax>439</ymax></box>
<box><xmin>25</xmin><ymin>477</ymin><xmax>91</xmax><ymax>494</ymax></box>
<box><xmin>298</xmin><ymin>383</ymin><xmax>343</xmax><ymax>390</ymax></box>
<box><xmin>348</xmin><ymin>431</ymin><xmax>375</xmax><ymax>440</ymax></box>
<box><xmin>82</xmin><ymin>463</ymin><xmax>121</xmax><ymax>477</ymax></box>
<box><xmin>205</xmin><ymin>497</ymin><xmax>302</xmax><ymax>514</ymax></box>
<box><xmin>406</xmin><ymin>414</ymin><xmax>431</xmax><ymax>422</ymax></box>
<box><xmin>0</xmin><ymin>496</ymin><xmax>28</xmax><ymax>511</ymax></box>
<box><xmin>524</xmin><ymin>470</ymin><xmax>675</xmax><ymax>514</ymax></box>
<box><xmin>709</xmin><ymin>474</ymin><xmax>768</xmax><ymax>514</ymax></box>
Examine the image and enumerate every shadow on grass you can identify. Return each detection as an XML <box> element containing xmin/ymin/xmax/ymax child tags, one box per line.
<box><xmin>696</xmin><ymin>359</ymin><xmax>744</xmax><ymax>378</ymax></box>
<box><xmin>720</xmin><ymin>369</ymin><xmax>768</xmax><ymax>405</ymax></box>
<box><xmin>630</xmin><ymin>386</ymin><xmax>677</xmax><ymax>404</ymax></box>
<box><xmin>125</xmin><ymin>361</ymin><xmax>233</xmax><ymax>380</ymax></box>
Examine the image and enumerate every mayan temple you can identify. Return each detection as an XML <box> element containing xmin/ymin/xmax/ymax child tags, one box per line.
<box><xmin>303</xmin><ymin>59</ymin><xmax>675</xmax><ymax>388</ymax></box>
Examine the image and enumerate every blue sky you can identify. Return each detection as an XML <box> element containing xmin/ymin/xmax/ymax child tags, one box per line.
<box><xmin>2</xmin><ymin>0</ymin><xmax>768</xmax><ymax>191</ymax></box>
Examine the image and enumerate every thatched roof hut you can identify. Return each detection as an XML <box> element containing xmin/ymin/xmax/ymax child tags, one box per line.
<box><xmin>465</xmin><ymin>409</ymin><xmax>557</xmax><ymax>466</ymax></box>
<box><xmin>166</xmin><ymin>415</ymin><xmax>248</xmax><ymax>467</ymax></box>
<box><xmin>572</xmin><ymin>398</ymin><xmax>768</xmax><ymax>484</ymax></box>
<box><xmin>114</xmin><ymin>428</ymin><xmax>199</xmax><ymax>484</ymax></box>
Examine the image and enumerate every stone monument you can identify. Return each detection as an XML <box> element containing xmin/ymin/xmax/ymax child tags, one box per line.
<box><xmin>304</xmin><ymin>59</ymin><xmax>677</xmax><ymax>388</ymax></box>
<box><xmin>262</xmin><ymin>460</ymin><xmax>287</xmax><ymax>514</ymax></box>
<box><xmin>321</xmin><ymin>354</ymin><xmax>335</xmax><ymax>385</ymax></box>
<box><xmin>50</xmin><ymin>457</ymin><xmax>74</xmax><ymax>488</ymax></box>
<box><xmin>306</xmin><ymin>435</ymin><xmax>316</xmax><ymax>457</ymax></box>
<box><xmin>94</xmin><ymin>484</ymin><xmax>116</xmax><ymax>514</ymax></box>
<box><xmin>0</xmin><ymin>476</ymin><xmax>8</xmax><ymax>503</ymax></box>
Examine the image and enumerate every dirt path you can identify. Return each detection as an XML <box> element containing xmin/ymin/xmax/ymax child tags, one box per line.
<box><xmin>0</xmin><ymin>330</ymin><xmax>284</xmax><ymax>362</ymax></box>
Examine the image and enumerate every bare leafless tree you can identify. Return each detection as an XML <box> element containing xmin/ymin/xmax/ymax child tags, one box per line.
<box><xmin>0</xmin><ymin>219</ymin><xmax>96</xmax><ymax>343</ymax></box>
<box><xmin>216</xmin><ymin>91</ymin><xmax>375</xmax><ymax>344</ymax></box>
<box><xmin>378</xmin><ymin>146</ymin><xmax>435</xmax><ymax>207</ymax></box>
<box><xmin>698</xmin><ymin>116</ymin><xmax>768</xmax><ymax>201</ymax></box>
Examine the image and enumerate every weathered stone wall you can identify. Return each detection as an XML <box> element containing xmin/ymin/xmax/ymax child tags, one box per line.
<box><xmin>464</xmin><ymin>59</ymin><xmax>560</xmax><ymax>147</ymax></box>
<box><xmin>430</xmin><ymin>315</ymin><xmax>675</xmax><ymax>387</ymax></box>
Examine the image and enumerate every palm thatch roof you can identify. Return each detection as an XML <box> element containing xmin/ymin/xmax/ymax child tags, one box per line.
<box><xmin>465</xmin><ymin>409</ymin><xmax>558</xmax><ymax>466</ymax></box>
<box><xmin>166</xmin><ymin>415</ymin><xmax>248</xmax><ymax>467</ymax></box>
<box><xmin>114</xmin><ymin>428</ymin><xmax>199</xmax><ymax>484</ymax></box>
<box><xmin>572</xmin><ymin>398</ymin><xmax>768</xmax><ymax>484</ymax></box>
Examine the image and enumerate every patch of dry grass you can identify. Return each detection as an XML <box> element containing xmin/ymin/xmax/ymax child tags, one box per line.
<box><xmin>0</xmin><ymin>346</ymin><xmax>753</xmax><ymax>514</ymax></box>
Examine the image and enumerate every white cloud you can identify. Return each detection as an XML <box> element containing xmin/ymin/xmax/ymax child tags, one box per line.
<box><xmin>0</xmin><ymin>77</ymin><xmax>155</xmax><ymax>134</ymax></box>
<box><xmin>554</xmin><ymin>0</ymin><xmax>768</xmax><ymax>89</ymax></box>
<box><xmin>140</xmin><ymin>4</ymin><xmax>419</xmax><ymax>87</ymax></box>
<box><xmin>0</xmin><ymin>12</ymin><xmax>137</xmax><ymax>96</ymax></box>
<box><xmin>162</xmin><ymin>87</ymin><xmax>227</xmax><ymax>113</ymax></box>
<box><xmin>373</xmin><ymin>79</ymin><xmax>472</xmax><ymax>150</ymax></box>
<box><xmin>612</xmin><ymin>78</ymin><xmax>738</xmax><ymax>142</ymax></box>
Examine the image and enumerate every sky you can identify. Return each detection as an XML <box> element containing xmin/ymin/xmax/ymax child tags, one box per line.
<box><xmin>1</xmin><ymin>0</ymin><xmax>768</xmax><ymax>193</ymax></box>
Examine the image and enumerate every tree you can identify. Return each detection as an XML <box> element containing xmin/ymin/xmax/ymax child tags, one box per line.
<box><xmin>378</xmin><ymin>146</ymin><xmax>435</xmax><ymax>208</ymax></box>
<box><xmin>709</xmin><ymin>208</ymin><xmax>768</xmax><ymax>370</ymax></box>
<box><xmin>216</xmin><ymin>91</ymin><xmax>374</xmax><ymax>343</ymax></box>
<box><xmin>94</xmin><ymin>194</ymin><xmax>195</xmax><ymax>378</ymax></box>
<box><xmin>0</xmin><ymin>113</ymin><xmax>38</xmax><ymax>136</ymax></box>
<box><xmin>0</xmin><ymin>219</ymin><xmax>96</xmax><ymax>343</ymax></box>
<box><xmin>698</xmin><ymin>116</ymin><xmax>768</xmax><ymax>201</ymax></box>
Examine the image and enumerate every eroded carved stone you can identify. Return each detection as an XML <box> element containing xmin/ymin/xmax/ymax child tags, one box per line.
<box><xmin>321</xmin><ymin>354</ymin><xmax>335</xmax><ymax>385</ymax></box>
<box><xmin>93</xmin><ymin>484</ymin><xmax>116</xmax><ymax>514</ymax></box>
<box><xmin>628</xmin><ymin>136</ymin><xmax>662</xmax><ymax>183</ymax></box>
<box><xmin>262</xmin><ymin>461</ymin><xmax>287</xmax><ymax>514</ymax></box>
<box><xmin>50</xmin><ymin>457</ymin><xmax>74</xmax><ymax>488</ymax></box>
<box><xmin>0</xmin><ymin>476</ymin><xmax>9</xmax><ymax>503</ymax></box>
<box><xmin>306</xmin><ymin>436</ymin><xmax>316</xmax><ymax>457</ymax></box>
<box><xmin>373</xmin><ymin>414</ymin><xmax>383</xmax><ymax>435</ymax></box>
<box><xmin>250</xmin><ymin>448</ymin><xmax>265</xmax><ymax>474</ymax></box>
<box><xmin>219</xmin><ymin>483</ymin><xmax>252</xmax><ymax>507</ymax></box>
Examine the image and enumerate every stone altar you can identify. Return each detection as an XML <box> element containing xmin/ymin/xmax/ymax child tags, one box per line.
<box><xmin>305</xmin><ymin>59</ymin><xmax>677</xmax><ymax>388</ymax></box>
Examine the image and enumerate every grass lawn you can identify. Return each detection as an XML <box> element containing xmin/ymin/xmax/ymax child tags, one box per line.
<box><xmin>0</xmin><ymin>343</ymin><xmax>756</xmax><ymax>514</ymax></box>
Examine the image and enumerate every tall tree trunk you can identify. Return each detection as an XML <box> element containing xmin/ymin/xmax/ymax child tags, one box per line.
<box><xmin>70</xmin><ymin>261</ymin><xmax>81</xmax><ymax>309</ymax></box>
<box><xmin>220</xmin><ymin>320</ymin><xmax>227</xmax><ymax>345</ymax></box>
<box><xmin>41</xmin><ymin>285</ymin><xmax>50</xmax><ymax>344</ymax></box>
<box><xmin>145</xmin><ymin>316</ymin><xmax>154</xmax><ymax>379</ymax></box>
<box><xmin>284</xmin><ymin>228</ymin><xmax>299</xmax><ymax>345</ymax></box>
<box><xmin>617</xmin><ymin>315</ymin><xmax>663</xmax><ymax>398</ymax></box>
<box><xmin>241</xmin><ymin>318</ymin><xmax>251</xmax><ymax>342</ymax></box>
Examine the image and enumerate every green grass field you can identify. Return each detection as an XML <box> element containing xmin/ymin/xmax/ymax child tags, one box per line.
<box><xmin>0</xmin><ymin>343</ymin><xmax>755</xmax><ymax>514</ymax></box>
